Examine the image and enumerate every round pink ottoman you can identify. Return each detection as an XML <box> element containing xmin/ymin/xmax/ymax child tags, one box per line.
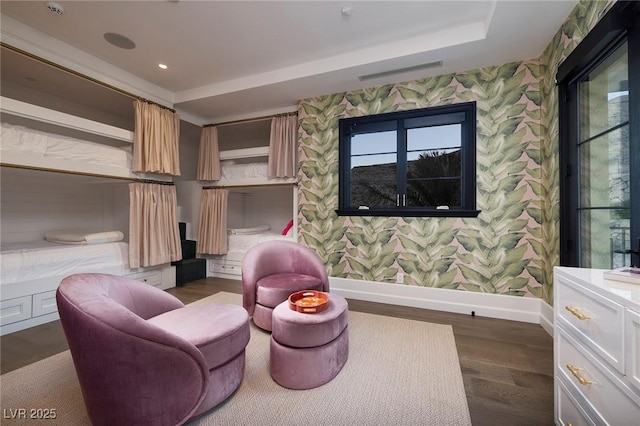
<box><xmin>270</xmin><ymin>293</ymin><xmax>349</xmax><ymax>389</ymax></box>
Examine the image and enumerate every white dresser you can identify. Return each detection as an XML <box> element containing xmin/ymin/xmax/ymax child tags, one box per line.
<box><xmin>208</xmin><ymin>257</ymin><xmax>242</xmax><ymax>279</ymax></box>
<box><xmin>0</xmin><ymin>265</ymin><xmax>176</xmax><ymax>336</ymax></box>
<box><xmin>554</xmin><ymin>267</ymin><xmax>640</xmax><ymax>425</ymax></box>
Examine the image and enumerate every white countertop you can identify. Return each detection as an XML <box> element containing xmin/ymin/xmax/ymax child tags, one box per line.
<box><xmin>555</xmin><ymin>266</ymin><xmax>640</xmax><ymax>311</ymax></box>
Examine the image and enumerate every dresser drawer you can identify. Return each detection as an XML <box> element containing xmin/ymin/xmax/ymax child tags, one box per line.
<box><xmin>126</xmin><ymin>269</ymin><xmax>163</xmax><ymax>287</ymax></box>
<box><xmin>557</xmin><ymin>329</ymin><xmax>640</xmax><ymax>425</ymax></box>
<box><xmin>556</xmin><ymin>379</ymin><xmax>597</xmax><ymax>426</ymax></box>
<box><xmin>32</xmin><ymin>291</ymin><xmax>57</xmax><ymax>317</ymax></box>
<box><xmin>627</xmin><ymin>309</ymin><xmax>640</xmax><ymax>393</ymax></box>
<box><xmin>0</xmin><ymin>296</ymin><xmax>32</xmax><ymax>325</ymax></box>
<box><xmin>209</xmin><ymin>260</ymin><xmax>242</xmax><ymax>276</ymax></box>
<box><xmin>557</xmin><ymin>275</ymin><xmax>625</xmax><ymax>373</ymax></box>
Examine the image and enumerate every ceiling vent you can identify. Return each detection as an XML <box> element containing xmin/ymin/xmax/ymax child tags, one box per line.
<box><xmin>46</xmin><ymin>2</ymin><xmax>64</xmax><ymax>15</ymax></box>
<box><xmin>358</xmin><ymin>61</ymin><xmax>443</xmax><ymax>81</ymax></box>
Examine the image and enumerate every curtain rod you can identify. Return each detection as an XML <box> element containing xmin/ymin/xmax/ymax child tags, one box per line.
<box><xmin>134</xmin><ymin>179</ymin><xmax>175</xmax><ymax>185</ymax></box>
<box><xmin>204</xmin><ymin>111</ymin><xmax>297</xmax><ymax>128</ymax></box>
<box><xmin>1</xmin><ymin>163</ymin><xmax>174</xmax><ymax>184</ymax></box>
<box><xmin>202</xmin><ymin>182</ymin><xmax>297</xmax><ymax>189</ymax></box>
<box><xmin>1</xmin><ymin>43</ymin><xmax>176</xmax><ymax>113</ymax></box>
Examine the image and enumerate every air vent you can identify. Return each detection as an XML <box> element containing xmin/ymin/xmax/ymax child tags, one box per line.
<box><xmin>46</xmin><ymin>2</ymin><xmax>64</xmax><ymax>15</ymax></box>
<box><xmin>358</xmin><ymin>61</ymin><xmax>443</xmax><ymax>81</ymax></box>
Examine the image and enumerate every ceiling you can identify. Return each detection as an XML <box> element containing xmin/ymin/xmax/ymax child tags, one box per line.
<box><xmin>0</xmin><ymin>0</ymin><xmax>578</xmax><ymax>125</ymax></box>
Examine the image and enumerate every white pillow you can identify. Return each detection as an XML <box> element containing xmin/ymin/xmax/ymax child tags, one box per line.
<box><xmin>45</xmin><ymin>230</ymin><xmax>124</xmax><ymax>245</ymax></box>
<box><xmin>227</xmin><ymin>225</ymin><xmax>270</xmax><ymax>235</ymax></box>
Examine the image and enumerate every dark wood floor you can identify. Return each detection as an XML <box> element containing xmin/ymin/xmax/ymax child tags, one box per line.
<box><xmin>0</xmin><ymin>277</ymin><xmax>554</xmax><ymax>425</ymax></box>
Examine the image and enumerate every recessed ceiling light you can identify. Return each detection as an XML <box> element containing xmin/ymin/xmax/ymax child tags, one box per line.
<box><xmin>158</xmin><ymin>64</ymin><xmax>168</xmax><ymax>70</ymax></box>
<box><xmin>103</xmin><ymin>32</ymin><xmax>136</xmax><ymax>50</ymax></box>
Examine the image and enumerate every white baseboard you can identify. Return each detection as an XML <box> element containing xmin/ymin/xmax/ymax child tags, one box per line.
<box><xmin>330</xmin><ymin>277</ymin><xmax>545</xmax><ymax>325</ymax></box>
<box><xmin>539</xmin><ymin>300</ymin><xmax>554</xmax><ymax>337</ymax></box>
<box><xmin>208</xmin><ymin>271</ymin><xmax>242</xmax><ymax>281</ymax></box>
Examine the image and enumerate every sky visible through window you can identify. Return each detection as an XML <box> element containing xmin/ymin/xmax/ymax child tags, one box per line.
<box><xmin>350</xmin><ymin>124</ymin><xmax>461</xmax><ymax>168</ymax></box>
<box><xmin>608</xmin><ymin>90</ymin><xmax>628</xmax><ymax>100</ymax></box>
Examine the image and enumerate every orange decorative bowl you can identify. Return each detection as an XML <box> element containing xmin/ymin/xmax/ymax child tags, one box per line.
<box><xmin>288</xmin><ymin>290</ymin><xmax>329</xmax><ymax>314</ymax></box>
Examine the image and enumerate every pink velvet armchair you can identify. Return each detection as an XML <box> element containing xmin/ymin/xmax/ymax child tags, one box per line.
<box><xmin>56</xmin><ymin>273</ymin><xmax>250</xmax><ymax>426</ymax></box>
<box><xmin>242</xmin><ymin>240</ymin><xmax>329</xmax><ymax>331</ymax></box>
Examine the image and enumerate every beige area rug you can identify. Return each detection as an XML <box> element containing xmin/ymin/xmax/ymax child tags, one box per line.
<box><xmin>0</xmin><ymin>292</ymin><xmax>471</xmax><ymax>425</ymax></box>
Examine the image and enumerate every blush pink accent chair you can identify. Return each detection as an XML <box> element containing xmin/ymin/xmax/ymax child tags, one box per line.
<box><xmin>56</xmin><ymin>273</ymin><xmax>250</xmax><ymax>426</ymax></box>
<box><xmin>242</xmin><ymin>240</ymin><xmax>329</xmax><ymax>331</ymax></box>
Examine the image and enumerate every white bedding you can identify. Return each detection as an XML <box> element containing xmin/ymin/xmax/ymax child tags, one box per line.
<box><xmin>228</xmin><ymin>225</ymin><xmax>270</xmax><ymax>235</ymax></box>
<box><xmin>0</xmin><ymin>241</ymin><xmax>128</xmax><ymax>285</ymax></box>
<box><xmin>227</xmin><ymin>232</ymin><xmax>292</xmax><ymax>254</ymax></box>
<box><xmin>221</xmin><ymin>162</ymin><xmax>268</xmax><ymax>180</ymax></box>
<box><xmin>1</xmin><ymin>122</ymin><xmax>132</xmax><ymax>169</ymax></box>
<box><xmin>44</xmin><ymin>230</ymin><xmax>124</xmax><ymax>245</ymax></box>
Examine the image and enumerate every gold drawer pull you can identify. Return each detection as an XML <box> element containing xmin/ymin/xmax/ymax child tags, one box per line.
<box><xmin>565</xmin><ymin>305</ymin><xmax>591</xmax><ymax>320</ymax></box>
<box><xmin>566</xmin><ymin>364</ymin><xmax>593</xmax><ymax>386</ymax></box>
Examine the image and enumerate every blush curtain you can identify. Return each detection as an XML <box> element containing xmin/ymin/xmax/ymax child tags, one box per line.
<box><xmin>268</xmin><ymin>114</ymin><xmax>297</xmax><ymax>178</ymax></box>
<box><xmin>197</xmin><ymin>126</ymin><xmax>221</xmax><ymax>181</ymax></box>
<box><xmin>197</xmin><ymin>188</ymin><xmax>229</xmax><ymax>255</ymax></box>
<box><xmin>132</xmin><ymin>100</ymin><xmax>181</xmax><ymax>176</ymax></box>
<box><xmin>129</xmin><ymin>182</ymin><xmax>182</xmax><ymax>268</ymax></box>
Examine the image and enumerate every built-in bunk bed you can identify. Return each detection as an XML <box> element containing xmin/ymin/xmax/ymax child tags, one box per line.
<box><xmin>203</xmin><ymin>122</ymin><xmax>298</xmax><ymax>280</ymax></box>
<box><xmin>0</xmin><ymin>96</ymin><xmax>176</xmax><ymax>335</ymax></box>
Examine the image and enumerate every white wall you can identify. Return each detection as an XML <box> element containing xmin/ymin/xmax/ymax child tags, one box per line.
<box><xmin>234</xmin><ymin>186</ymin><xmax>294</xmax><ymax>233</ymax></box>
<box><xmin>176</xmin><ymin>120</ymin><xmax>201</xmax><ymax>182</ymax></box>
<box><xmin>111</xmin><ymin>184</ymin><xmax>130</xmax><ymax>239</ymax></box>
<box><xmin>175</xmin><ymin>180</ymin><xmax>202</xmax><ymax>240</ymax></box>
<box><xmin>227</xmin><ymin>190</ymin><xmax>248</xmax><ymax>229</ymax></box>
<box><xmin>0</xmin><ymin>167</ymin><xmax>128</xmax><ymax>244</ymax></box>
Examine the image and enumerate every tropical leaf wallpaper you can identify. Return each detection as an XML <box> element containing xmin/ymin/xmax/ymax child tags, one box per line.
<box><xmin>296</xmin><ymin>0</ymin><xmax>614</xmax><ymax>305</ymax></box>
<box><xmin>537</xmin><ymin>0</ymin><xmax>614</xmax><ymax>304</ymax></box>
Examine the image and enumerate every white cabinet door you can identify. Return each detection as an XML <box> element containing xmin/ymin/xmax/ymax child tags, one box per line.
<box><xmin>626</xmin><ymin>308</ymin><xmax>640</xmax><ymax>393</ymax></box>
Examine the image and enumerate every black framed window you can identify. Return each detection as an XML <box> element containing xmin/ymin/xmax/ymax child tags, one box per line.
<box><xmin>337</xmin><ymin>102</ymin><xmax>479</xmax><ymax>217</ymax></box>
<box><xmin>558</xmin><ymin>1</ymin><xmax>640</xmax><ymax>267</ymax></box>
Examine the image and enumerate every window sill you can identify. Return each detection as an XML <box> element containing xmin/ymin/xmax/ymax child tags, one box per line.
<box><xmin>335</xmin><ymin>209</ymin><xmax>481</xmax><ymax>218</ymax></box>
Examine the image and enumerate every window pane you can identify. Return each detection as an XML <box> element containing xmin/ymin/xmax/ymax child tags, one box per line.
<box><xmin>405</xmin><ymin>122</ymin><xmax>462</xmax><ymax>208</ymax></box>
<box><xmin>407</xmin><ymin>124</ymin><xmax>461</xmax><ymax>152</ymax></box>
<box><xmin>351</xmin><ymin>131</ymin><xmax>397</xmax><ymax>156</ymax></box>
<box><xmin>350</xmin><ymin>130</ymin><xmax>397</xmax><ymax>208</ymax></box>
<box><xmin>351</xmin><ymin>157</ymin><xmax>396</xmax><ymax>208</ymax></box>
<box><xmin>350</xmin><ymin>180</ymin><xmax>396</xmax><ymax>208</ymax></box>
<box><xmin>408</xmin><ymin>149</ymin><xmax>461</xmax><ymax>178</ymax></box>
<box><xmin>579</xmin><ymin>125</ymin><xmax>629</xmax><ymax>208</ymax></box>
<box><xmin>579</xmin><ymin>41</ymin><xmax>628</xmax><ymax>141</ymax></box>
<box><xmin>351</xmin><ymin>153</ymin><xmax>396</xmax><ymax>168</ymax></box>
<box><xmin>579</xmin><ymin>209</ymin><xmax>630</xmax><ymax>269</ymax></box>
<box><xmin>407</xmin><ymin>178</ymin><xmax>461</xmax><ymax>208</ymax></box>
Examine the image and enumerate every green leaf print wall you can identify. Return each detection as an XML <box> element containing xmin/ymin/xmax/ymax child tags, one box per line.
<box><xmin>297</xmin><ymin>0</ymin><xmax>615</xmax><ymax>305</ymax></box>
<box><xmin>298</xmin><ymin>61</ymin><xmax>543</xmax><ymax>297</ymax></box>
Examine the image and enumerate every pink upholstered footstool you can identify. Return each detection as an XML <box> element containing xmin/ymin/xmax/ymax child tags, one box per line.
<box><xmin>270</xmin><ymin>293</ymin><xmax>348</xmax><ymax>389</ymax></box>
